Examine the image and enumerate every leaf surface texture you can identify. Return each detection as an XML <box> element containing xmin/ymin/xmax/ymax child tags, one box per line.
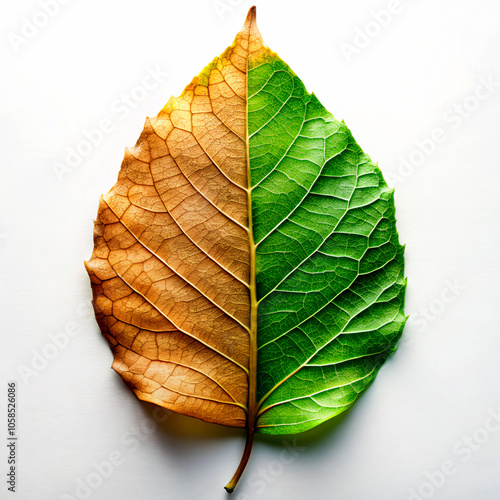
<box><xmin>85</xmin><ymin>6</ymin><xmax>406</xmax><ymax>451</ymax></box>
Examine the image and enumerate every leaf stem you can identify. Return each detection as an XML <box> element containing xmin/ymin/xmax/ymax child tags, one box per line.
<box><xmin>224</xmin><ymin>424</ymin><xmax>255</xmax><ymax>493</ymax></box>
<box><xmin>225</xmin><ymin>7</ymin><xmax>259</xmax><ymax>493</ymax></box>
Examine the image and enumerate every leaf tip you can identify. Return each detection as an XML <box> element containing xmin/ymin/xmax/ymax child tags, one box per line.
<box><xmin>240</xmin><ymin>5</ymin><xmax>268</xmax><ymax>55</ymax></box>
<box><xmin>243</xmin><ymin>6</ymin><xmax>261</xmax><ymax>38</ymax></box>
<box><xmin>244</xmin><ymin>6</ymin><xmax>257</xmax><ymax>27</ymax></box>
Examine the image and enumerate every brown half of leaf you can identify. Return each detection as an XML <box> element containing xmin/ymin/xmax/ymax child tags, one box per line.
<box><xmin>85</xmin><ymin>7</ymin><xmax>266</xmax><ymax>488</ymax></box>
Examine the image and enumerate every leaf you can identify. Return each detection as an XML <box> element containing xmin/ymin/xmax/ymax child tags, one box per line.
<box><xmin>85</xmin><ymin>6</ymin><xmax>406</xmax><ymax>492</ymax></box>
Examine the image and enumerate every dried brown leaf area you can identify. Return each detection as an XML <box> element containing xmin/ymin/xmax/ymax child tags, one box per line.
<box><xmin>85</xmin><ymin>13</ymin><xmax>266</xmax><ymax>427</ymax></box>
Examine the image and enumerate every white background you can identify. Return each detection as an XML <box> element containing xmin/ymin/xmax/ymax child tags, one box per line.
<box><xmin>1</xmin><ymin>0</ymin><xmax>500</xmax><ymax>499</ymax></box>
